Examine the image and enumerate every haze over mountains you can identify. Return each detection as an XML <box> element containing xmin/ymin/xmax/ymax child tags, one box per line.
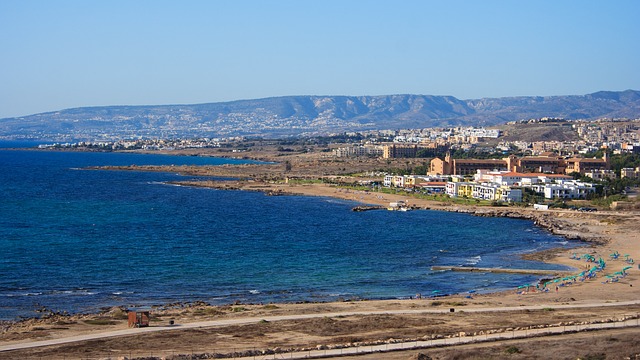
<box><xmin>1</xmin><ymin>90</ymin><xmax>639</xmax><ymax>141</ymax></box>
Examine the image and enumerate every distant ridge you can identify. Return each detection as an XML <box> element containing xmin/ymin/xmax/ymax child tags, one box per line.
<box><xmin>1</xmin><ymin>90</ymin><xmax>639</xmax><ymax>140</ymax></box>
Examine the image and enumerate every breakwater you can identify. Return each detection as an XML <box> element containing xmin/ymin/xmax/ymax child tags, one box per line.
<box><xmin>431</xmin><ymin>266</ymin><xmax>573</xmax><ymax>276</ymax></box>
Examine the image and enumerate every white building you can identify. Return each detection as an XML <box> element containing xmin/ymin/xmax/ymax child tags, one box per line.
<box><xmin>543</xmin><ymin>180</ymin><xmax>596</xmax><ymax>199</ymax></box>
<box><xmin>474</xmin><ymin>170</ymin><xmax>573</xmax><ymax>186</ymax></box>
<box><xmin>472</xmin><ymin>183</ymin><xmax>499</xmax><ymax>200</ymax></box>
<box><xmin>383</xmin><ymin>175</ymin><xmax>393</xmax><ymax>187</ymax></box>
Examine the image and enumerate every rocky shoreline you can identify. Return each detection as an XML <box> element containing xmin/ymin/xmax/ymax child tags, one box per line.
<box><xmin>450</xmin><ymin>207</ymin><xmax>606</xmax><ymax>244</ymax></box>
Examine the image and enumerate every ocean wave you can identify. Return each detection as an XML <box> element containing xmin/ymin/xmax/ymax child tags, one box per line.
<box><xmin>248</xmin><ymin>289</ymin><xmax>261</xmax><ymax>295</ymax></box>
<box><xmin>466</xmin><ymin>256</ymin><xmax>482</xmax><ymax>265</ymax></box>
<box><xmin>2</xmin><ymin>292</ymin><xmax>43</xmax><ymax>297</ymax></box>
<box><xmin>111</xmin><ymin>291</ymin><xmax>135</xmax><ymax>295</ymax></box>
<box><xmin>148</xmin><ymin>181</ymin><xmax>175</xmax><ymax>186</ymax></box>
<box><xmin>50</xmin><ymin>289</ymin><xmax>98</xmax><ymax>296</ymax></box>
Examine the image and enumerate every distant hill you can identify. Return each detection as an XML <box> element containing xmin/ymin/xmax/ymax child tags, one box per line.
<box><xmin>1</xmin><ymin>90</ymin><xmax>639</xmax><ymax>140</ymax></box>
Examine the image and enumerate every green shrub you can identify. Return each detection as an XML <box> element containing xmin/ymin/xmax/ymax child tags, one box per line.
<box><xmin>505</xmin><ymin>346</ymin><xmax>521</xmax><ymax>354</ymax></box>
<box><xmin>84</xmin><ymin>319</ymin><xmax>117</xmax><ymax>326</ymax></box>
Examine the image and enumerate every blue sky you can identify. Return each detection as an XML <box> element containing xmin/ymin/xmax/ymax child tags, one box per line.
<box><xmin>1</xmin><ymin>0</ymin><xmax>638</xmax><ymax>118</ymax></box>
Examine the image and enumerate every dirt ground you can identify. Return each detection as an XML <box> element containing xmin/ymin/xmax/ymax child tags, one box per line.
<box><xmin>3</xmin><ymin>302</ymin><xmax>640</xmax><ymax>359</ymax></box>
<box><xmin>2</xmin><ymin>147</ymin><xmax>640</xmax><ymax>359</ymax></box>
<box><xmin>342</xmin><ymin>328</ymin><xmax>640</xmax><ymax>360</ymax></box>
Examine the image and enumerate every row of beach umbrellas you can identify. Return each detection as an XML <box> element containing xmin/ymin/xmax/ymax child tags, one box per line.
<box><xmin>519</xmin><ymin>251</ymin><xmax>635</xmax><ymax>291</ymax></box>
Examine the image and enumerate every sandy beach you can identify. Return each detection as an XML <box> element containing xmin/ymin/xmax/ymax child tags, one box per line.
<box><xmin>2</xmin><ymin>166</ymin><xmax>639</xmax><ymax>359</ymax></box>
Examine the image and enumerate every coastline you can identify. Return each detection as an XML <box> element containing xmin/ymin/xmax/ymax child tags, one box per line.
<box><xmin>2</xmin><ymin>162</ymin><xmax>639</xmax><ymax>358</ymax></box>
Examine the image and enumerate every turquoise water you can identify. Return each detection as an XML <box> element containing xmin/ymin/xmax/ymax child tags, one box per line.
<box><xmin>0</xmin><ymin>146</ymin><xmax>575</xmax><ymax>320</ymax></box>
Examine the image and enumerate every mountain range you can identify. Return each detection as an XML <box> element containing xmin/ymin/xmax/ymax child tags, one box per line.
<box><xmin>1</xmin><ymin>90</ymin><xmax>639</xmax><ymax>140</ymax></box>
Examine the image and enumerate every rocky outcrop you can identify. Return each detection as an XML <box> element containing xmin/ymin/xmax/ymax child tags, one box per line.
<box><xmin>438</xmin><ymin>207</ymin><xmax>608</xmax><ymax>245</ymax></box>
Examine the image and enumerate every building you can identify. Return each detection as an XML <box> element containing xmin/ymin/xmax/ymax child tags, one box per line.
<box><xmin>516</xmin><ymin>154</ymin><xmax>566</xmax><ymax>173</ymax></box>
<box><xmin>429</xmin><ymin>153</ymin><xmax>507</xmax><ymax>176</ymax></box>
<box><xmin>333</xmin><ymin>145</ymin><xmax>383</xmax><ymax>158</ymax></box>
<box><xmin>543</xmin><ymin>180</ymin><xmax>596</xmax><ymax>199</ymax></box>
<box><xmin>419</xmin><ymin>181</ymin><xmax>447</xmax><ymax>193</ymax></box>
<box><xmin>621</xmin><ymin>167</ymin><xmax>640</xmax><ymax>179</ymax></box>
<box><xmin>474</xmin><ymin>170</ymin><xmax>573</xmax><ymax>186</ymax></box>
<box><xmin>445</xmin><ymin>180</ymin><xmax>474</xmax><ymax>198</ymax></box>
<box><xmin>564</xmin><ymin>154</ymin><xmax>609</xmax><ymax>175</ymax></box>
<box><xmin>430</xmin><ymin>153</ymin><xmax>609</xmax><ymax>176</ymax></box>
<box><xmin>496</xmin><ymin>186</ymin><xmax>522</xmax><ymax>203</ymax></box>
<box><xmin>383</xmin><ymin>175</ymin><xmax>422</xmax><ymax>187</ymax></box>
<box><xmin>383</xmin><ymin>144</ymin><xmax>419</xmax><ymax>158</ymax></box>
<box><xmin>473</xmin><ymin>183</ymin><xmax>499</xmax><ymax>200</ymax></box>
<box><xmin>584</xmin><ymin>169</ymin><xmax>617</xmax><ymax>181</ymax></box>
<box><xmin>383</xmin><ymin>175</ymin><xmax>393</xmax><ymax>187</ymax></box>
<box><xmin>429</xmin><ymin>156</ymin><xmax>449</xmax><ymax>175</ymax></box>
<box><xmin>446</xmin><ymin>180</ymin><xmax>522</xmax><ymax>203</ymax></box>
<box><xmin>621</xmin><ymin>143</ymin><xmax>640</xmax><ymax>154</ymax></box>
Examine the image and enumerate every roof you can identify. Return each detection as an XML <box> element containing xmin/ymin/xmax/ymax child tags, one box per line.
<box><xmin>419</xmin><ymin>182</ymin><xmax>447</xmax><ymax>186</ymax></box>
<box><xmin>566</xmin><ymin>157</ymin><xmax>606</xmax><ymax>163</ymax></box>
<box><xmin>519</xmin><ymin>157</ymin><xmax>563</xmax><ymax>162</ymax></box>
<box><xmin>493</xmin><ymin>172</ymin><xmax>571</xmax><ymax>178</ymax></box>
<box><xmin>453</xmin><ymin>159</ymin><xmax>507</xmax><ymax>164</ymax></box>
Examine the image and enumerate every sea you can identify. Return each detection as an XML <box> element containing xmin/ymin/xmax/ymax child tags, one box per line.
<box><xmin>0</xmin><ymin>141</ymin><xmax>577</xmax><ymax>320</ymax></box>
